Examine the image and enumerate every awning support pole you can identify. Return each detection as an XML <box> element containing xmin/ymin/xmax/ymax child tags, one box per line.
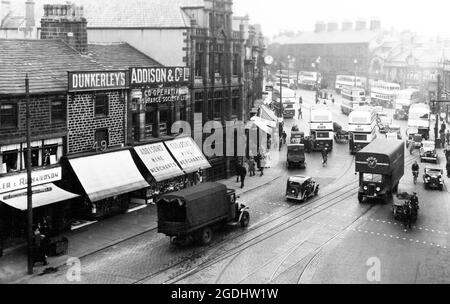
<box><xmin>26</xmin><ymin>74</ymin><xmax>33</xmax><ymax>275</ymax></box>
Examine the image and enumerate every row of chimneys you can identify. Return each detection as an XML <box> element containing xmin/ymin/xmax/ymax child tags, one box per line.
<box><xmin>1</xmin><ymin>0</ymin><xmax>35</xmax><ymax>28</ymax></box>
<box><xmin>314</xmin><ymin>20</ymin><xmax>381</xmax><ymax>33</ymax></box>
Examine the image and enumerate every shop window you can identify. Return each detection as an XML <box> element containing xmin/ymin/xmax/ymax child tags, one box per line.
<box><xmin>42</xmin><ymin>145</ymin><xmax>58</xmax><ymax>166</ymax></box>
<box><xmin>23</xmin><ymin>147</ymin><xmax>40</xmax><ymax>168</ymax></box>
<box><xmin>94</xmin><ymin>93</ymin><xmax>109</xmax><ymax>117</ymax></box>
<box><xmin>0</xmin><ymin>103</ymin><xmax>18</xmax><ymax>128</ymax></box>
<box><xmin>51</xmin><ymin>97</ymin><xmax>66</xmax><ymax>123</ymax></box>
<box><xmin>1</xmin><ymin>150</ymin><xmax>19</xmax><ymax>173</ymax></box>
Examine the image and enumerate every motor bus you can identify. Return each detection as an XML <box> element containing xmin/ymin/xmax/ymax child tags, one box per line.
<box><xmin>393</xmin><ymin>88</ymin><xmax>421</xmax><ymax>120</ymax></box>
<box><xmin>298</xmin><ymin>71</ymin><xmax>321</xmax><ymax>90</ymax></box>
<box><xmin>335</xmin><ymin>75</ymin><xmax>367</xmax><ymax>93</ymax></box>
<box><xmin>407</xmin><ymin>103</ymin><xmax>431</xmax><ymax>140</ymax></box>
<box><xmin>310</xmin><ymin>105</ymin><xmax>334</xmax><ymax>151</ymax></box>
<box><xmin>369</xmin><ymin>80</ymin><xmax>400</xmax><ymax>108</ymax></box>
<box><xmin>272</xmin><ymin>86</ymin><xmax>297</xmax><ymax>117</ymax></box>
<box><xmin>283</xmin><ymin>101</ymin><xmax>296</xmax><ymax>119</ymax></box>
<box><xmin>341</xmin><ymin>87</ymin><xmax>368</xmax><ymax>115</ymax></box>
<box><xmin>348</xmin><ymin>107</ymin><xmax>377</xmax><ymax>154</ymax></box>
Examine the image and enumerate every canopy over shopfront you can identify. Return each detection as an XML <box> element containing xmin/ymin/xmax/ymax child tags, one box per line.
<box><xmin>0</xmin><ymin>183</ymin><xmax>79</xmax><ymax>211</ymax></box>
<box><xmin>134</xmin><ymin>142</ymin><xmax>184</xmax><ymax>182</ymax></box>
<box><xmin>68</xmin><ymin>150</ymin><xmax>149</xmax><ymax>202</ymax></box>
<box><xmin>260</xmin><ymin>105</ymin><xmax>278</xmax><ymax>123</ymax></box>
<box><xmin>246</xmin><ymin>118</ymin><xmax>274</xmax><ymax>135</ymax></box>
<box><xmin>164</xmin><ymin>137</ymin><xmax>211</xmax><ymax>174</ymax></box>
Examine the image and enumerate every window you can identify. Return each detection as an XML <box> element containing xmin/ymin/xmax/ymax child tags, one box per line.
<box><xmin>195</xmin><ymin>52</ymin><xmax>203</xmax><ymax>77</ymax></box>
<box><xmin>233</xmin><ymin>54</ymin><xmax>240</xmax><ymax>76</ymax></box>
<box><xmin>362</xmin><ymin>174</ymin><xmax>383</xmax><ymax>183</ymax></box>
<box><xmin>51</xmin><ymin>96</ymin><xmax>66</xmax><ymax>122</ymax></box>
<box><xmin>160</xmin><ymin>110</ymin><xmax>169</xmax><ymax>135</ymax></box>
<box><xmin>1</xmin><ymin>150</ymin><xmax>18</xmax><ymax>173</ymax></box>
<box><xmin>42</xmin><ymin>145</ymin><xmax>58</xmax><ymax>166</ymax></box>
<box><xmin>94</xmin><ymin>93</ymin><xmax>109</xmax><ymax>117</ymax></box>
<box><xmin>316</xmin><ymin>132</ymin><xmax>330</xmax><ymax>139</ymax></box>
<box><xmin>0</xmin><ymin>103</ymin><xmax>17</xmax><ymax>128</ymax></box>
<box><xmin>23</xmin><ymin>147</ymin><xmax>40</xmax><ymax>168</ymax></box>
<box><xmin>354</xmin><ymin>134</ymin><xmax>367</xmax><ymax>141</ymax></box>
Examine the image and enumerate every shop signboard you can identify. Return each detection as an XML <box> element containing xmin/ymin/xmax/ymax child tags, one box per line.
<box><xmin>164</xmin><ymin>137</ymin><xmax>211</xmax><ymax>174</ymax></box>
<box><xmin>68</xmin><ymin>71</ymin><xmax>129</xmax><ymax>92</ymax></box>
<box><xmin>0</xmin><ymin>167</ymin><xmax>62</xmax><ymax>194</ymax></box>
<box><xmin>141</xmin><ymin>87</ymin><xmax>189</xmax><ymax>105</ymax></box>
<box><xmin>134</xmin><ymin>143</ymin><xmax>184</xmax><ymax>182</ymax></box>
<box><xmin>130</xmin><ymin>67</ymin><xmax>190</xmax><ymax>88</ymax></box>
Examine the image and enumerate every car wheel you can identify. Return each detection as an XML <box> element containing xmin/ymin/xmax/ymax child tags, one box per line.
<box><xmin>358</xmin><ymin>193</ymin><xmax>363</xmax><ymax>204</ymax></box>
<box><xmin>200</xmin><ymin>227</ymin><xmax>213</xmax><ymax>245</ymax></box>
<box><xmin>240</xmin><ymin>211</ymin><xmax>250</xmax><ymax>228</ymax></box>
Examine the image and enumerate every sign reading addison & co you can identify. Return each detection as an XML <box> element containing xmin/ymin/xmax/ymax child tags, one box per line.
<box><xmin>130</xmin><ymin>67</ymin><xmax>190</xmax><ymax>87</ymax></box>
<box><xmin>68</xmin><ymin>71</ymin><xmax>129</xmax><ymax>92</ymax></box>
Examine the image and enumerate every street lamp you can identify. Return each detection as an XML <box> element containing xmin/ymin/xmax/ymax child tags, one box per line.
<box><xmin>354</xmin><ymin>59</ymin><xmax>358</xmax><ymax>87</ymax></box>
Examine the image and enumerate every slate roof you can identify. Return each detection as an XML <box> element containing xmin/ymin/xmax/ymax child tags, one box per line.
<box><xmin>0</xmin><ymin>40</ymin><xmax>161</xmax><ymax>95</ymax></box>
<box><xmin>273</xmin><ymin>29</ymin><xmax>382</xmax><ymax>45</ymax></box>
<box><xmin>31</xmin><ymin>0</ymin><xmax>203</xmax><ymax>29</ymax></box>
<box><xmin>87</xmin><ymin>43</ymin><xmax>161</xmax><ymax>69</ymax></box>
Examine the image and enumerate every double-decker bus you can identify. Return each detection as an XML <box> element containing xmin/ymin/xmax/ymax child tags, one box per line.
<box><xmin>369</xmin><ymin>80</ymin><xmax>400</xmax><ymax>108</ymax></box>
<box><xmin>393</xmin><ymin>88</ymin><xmax>422</xmax><ymax>120</ymax></box>
<box><xmin>341</xmin><ymin>87</ymin><xmax>368</xmax><ymax>115</ymax></box>
<box><xmin>298</xmin><ymin>71</ymin><xmax>321</xmax><ymax>90</ymax></box>
<box><xmin>310</xmin><ymin>105</ymin><xmax>334</xmax><ymax>151</ymax></box>
<box><xmin>348</xmin><ymin>108</ymin><xmax>377</xmax><ymax>154</ymax></box>
<box><xmin>272</xmin><ymin>86</ymin><xmax>297</xmax><ymax>117</ymax></box>
<box><xmin>335</xmin><ymin>75</ymin><xmax>367</xmax><ymax>93</ymax></box>
<box><xmin>408</xmin><ymin>103</ymin><xmax>431</xmax><ymax>140</ymax></box>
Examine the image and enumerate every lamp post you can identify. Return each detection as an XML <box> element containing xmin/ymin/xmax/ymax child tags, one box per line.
<box><xmin>354</xmin><ymin>59</ymin><xmax>358</xmax><ymax>87</ymax></box>
<box><xmin>25</xmin><ymin>74</ymin><xmax>33</xmax><ymax>275</ymax></box>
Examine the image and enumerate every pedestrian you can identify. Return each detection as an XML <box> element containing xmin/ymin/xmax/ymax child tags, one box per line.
<box><xmin>247</xmin><ymin>157</ymin><xmax>256</xmax><ymax>177</ymax></box>
<box><xmin>282</xmin><ymin>131</ymin><xmax>287</xmax><ymax>144</ymax></box>
<box><xmin>446</xmin><ymin>161</ymin><xmax>450</xmax><ymax>178</ymax></box>
<box><xmin>321</xmin><ymin>147</ymin><xmax>328</xmax><ymax>166</ymax></box>
<box><xmin>260</xmin><ymin>154</ymin><xmax>266</xmax><ymax>176</ymax></box>
<box><xmin>332</xmin><ymin>98</ymin><xmax>335</xmax><ymax>105</ymax></box>
<box><xmin>194</xmin><ymin>168</ymin><xmax>202</xmax><ymax>185</ymax></box>
<box><xmin>446</xmin><ymin>130</ymin><xmax>450</xmax><ymax>146</ymax></box>
<box><xmin>235</xmin><ymin>162</ymin><xmax>242</xmax><ymax>183</ymax></box>
<box><xmin>239</xmin><ymin>165</ymin><xmax>247</xmax><ymax>189</ymax></box>
<box><xmin>403</xmin><ymin>202</ymin><xmax>412</xmax><ymax>231</ymax></box>
<box><xmin>298</xmin><ymin>107</ymin><xmax>303</xmax><ymax>119</ymax></box>
<box><xmin>299</xmin><ymin>96</ymin><xmax>303</xmax><ymax>104</ymax></box>
<box><xmin>440</xmin><ymin>129</ymin><xmax>446</xmax><ymax>148</ymax></box>
<box><xmin>255</xmin><ymin>153</ymin><xmax>261</xmax><ymax>173</ymax></box>
<box><xmin>33</xmin><ymin>224</ymin><xmax>48</xmax><ymax>266</ymax></box>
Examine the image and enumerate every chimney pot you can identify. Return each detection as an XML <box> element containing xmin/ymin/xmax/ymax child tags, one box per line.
<box><xmin>355</xmin><ymin>20</ymin><xmax>367</xmax><ymax>31</ymax></box>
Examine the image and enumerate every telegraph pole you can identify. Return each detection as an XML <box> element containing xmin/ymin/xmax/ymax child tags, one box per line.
<box><xmin>435</xmin><ymin>75</ymin><xmax>442</xmax><ymax>146</ymax></box>
<box><xmin>25</xmin><ymin>74</ymin><xmax>33</xmax><ymax>275</ymax></box>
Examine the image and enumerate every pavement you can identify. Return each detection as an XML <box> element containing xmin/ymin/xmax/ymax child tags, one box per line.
<box><xmin>0</xmin><ymin>153</ymin><xmax>283</xmax><ymax>284</ymax></box>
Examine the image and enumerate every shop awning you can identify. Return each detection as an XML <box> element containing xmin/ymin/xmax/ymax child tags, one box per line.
<box><xmin>260</xmin><ymin>105</ymin><xmax>278</xmax><ymax>122</ymax></box>
<box><xmin>134</xmin><ymin>142</ymin><xmax>184</xmax><ymax>182</ymax></box>
<box><xmin>164</xmin><ymin>137</ymin><xmax>211</xmax><ymax>174</ymax></box>
<box><xmin>0</xmin><ymin>183</ymin><xmax>79</xmax><ymax>211</ymax></box>
<box><xmin>68</xmin><ymin>150</ymin><xmax>149</xmax><ymax>203</ymax></box>
<box><xmin>246</xmin><ymin>119</ymin><xmax>273</xmax><ymax>135</ymax></box>
<box><xmin>251</xmin><ymin>116</ymin><xmax>277</xmax><ymax>129</ymax></box>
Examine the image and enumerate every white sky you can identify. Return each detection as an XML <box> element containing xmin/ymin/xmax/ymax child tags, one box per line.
<box><xmin>233</xmin><ymin>0</ymin><xmax>450</xmax><ymax>38</ymax></box>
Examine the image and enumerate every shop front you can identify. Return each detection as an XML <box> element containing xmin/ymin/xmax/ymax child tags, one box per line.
<box><xmin>0</xmin><ymin>167</ymin><xmax>79</xmax><ymax>252</ymax></box>
<box><xmin>63</xmin><ymin>149</ymin><xmax>149</xmax><ymax>220</ymax></box>
<box><xmin>132</xmin><ymin>141</ymin><xmax>186</xmax><ymax>204</ymax></box>
<box><xmin>129</xmin><ymin>67</ymin><xmax>191</xmax><ymax>144</ymax></box>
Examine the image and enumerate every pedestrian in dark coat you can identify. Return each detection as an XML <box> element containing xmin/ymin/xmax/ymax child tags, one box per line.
<box><xmin>440</xmin><ymin>129</ymin><xmax>446</xmax><ymax>148</ymax></box>
<box><xmin>247</xmin><ymin>157</ymin><xmax>256</xmax><ymax>177</ymax></box>
<box><xmin>33</xmin><ymin>225</ymin><xmax>48</xmax><ymax>266</ymax></box>
<box><xmin>235</xmin><ymin>162</ymin><xmax>242</xmax><ymax>183</ymax></box>
<box><xmin>239</xmin><ymin>165</ymin><xmax>247</xmax><ymax>188</ymax></box>
<box><xmin>446</xmin><ymin>130</ymin><xmax>450</xmax><ymax>146</ymax></box>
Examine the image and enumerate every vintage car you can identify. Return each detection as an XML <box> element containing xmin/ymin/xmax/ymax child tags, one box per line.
<box><xmin>420</xmin><ymin>141</ymin><xmax>438</xmax><ymax>163</ymax></box>
<box><xmin>287</xmin><ymin>144</ymin><xmax>306</xmax><ymax>169</ymax></box>
<box><xmin>286</xmin><ymin>175</ymin><xmax>319</xmax><ymax>202</ymax></box>
<box><xmin>423</xmin><ymin>168</ymin><xmax>444</xmax><ymax>191</ymax></box>
<box><xmin>376</xmin><ymin>116</ymin><xmax>391</xmax><ymax>134</ymax></box>
<box><xmin>157</xmin><ymin>183</ymin><xmax>250</xmax><ymax>246</ymax></box>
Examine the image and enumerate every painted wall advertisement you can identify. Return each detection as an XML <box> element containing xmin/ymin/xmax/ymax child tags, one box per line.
<box><xmin>0</xmin><ymin>167</ymin><xmax>62</xmax><ymax>194</ymax></box>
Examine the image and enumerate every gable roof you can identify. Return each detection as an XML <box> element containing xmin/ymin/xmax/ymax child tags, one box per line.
<box><xmin>30</xmin><ymin>0</ymin><xmax>203</xmax><ymax>29</ymax></box>
<box><xmin>87</xmin><ymin>43</ymin><xmax>162</xmax><ymax>69</ymax></box>
<box><xmin>0</xmin><ymin>39</ymin><xmax>162</xmax><ymax>95</ymax></box>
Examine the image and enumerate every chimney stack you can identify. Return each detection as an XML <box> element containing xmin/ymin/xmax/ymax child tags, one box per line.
<box><xmin>342</xmin><ymin>21</ymin><xmax>352</xmax><ymax>31</ymax></box>
<box><xmin>327</xmin><ymin>22</ymin><xmax>339</xmax><ymax>32</ymax></box>
<box><xmin>314</xmin><ymin>21</ymin><xmax>326</xmax><ymax>33</ymax></box>
<box><xmin>370</xmin><ymin>19</ymin><xmax>381</xmax><ymax>31</ymax></box>
<box><xmin>1</xmin><ymin>0</ymin><xmax>11</xmax><ymax>23</ymax></box>
<box><xmin>25</xmin><ymin>0</ymin><xmax>35</xmax><ymax>29</ymax></box>
<box><xmin>355</xmin><ymin>20</ymin><xmax>366</xmax><ymax>31</ymax></box>
<box><xmin>40</xmin><ymin>3</ymin><xmax>87</xmax><ymax>53</ymax></box>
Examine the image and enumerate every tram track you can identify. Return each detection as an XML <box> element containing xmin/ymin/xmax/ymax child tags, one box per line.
<box><xmin>127</xmin><ymin>151</ymin><xmax>417</xmax><ymax>284</ymax></box>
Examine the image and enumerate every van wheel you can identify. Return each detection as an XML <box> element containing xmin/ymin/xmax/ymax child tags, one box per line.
<box><xmin>200</xmin><ymin>227</ymin><xmax>213</xmax><ymax>245</ymax></box>
<box><xmin>358</xmin><ymin>193</ymin><xmax>363</xmax><ymax>204</ymax></box>
<box><xmin>240</xmin><ymin>211</ymin><xmax>250</xmax><ymax>228</ymax></box>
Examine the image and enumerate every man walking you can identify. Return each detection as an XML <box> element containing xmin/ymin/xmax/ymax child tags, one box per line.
<box><xmin>247</xmin><ymin>157</ymin><xmax>256</xmax><ymax>177</ymax></box>
<box><xmin>239</xmin><ymin>164</ymin><xmax>247</xmax><ymax>189</ymax></box>
<box><xmin>446</xmin><ymin>130</ymin><xmax>450</xmax><ymax>146</ymax></box>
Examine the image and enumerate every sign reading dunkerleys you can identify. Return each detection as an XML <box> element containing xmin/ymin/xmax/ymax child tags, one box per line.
<box><xmin>68</xmin><ymin>71</ymin><xmax>129</xmax><ymax>92</ymax></box>
<box><xmin>130</xmin><ymin>67</ymin><xmax>190</xmax><ymax>87</ymax></box>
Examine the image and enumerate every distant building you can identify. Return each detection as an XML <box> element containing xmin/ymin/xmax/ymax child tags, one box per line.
<box><xmin>270</xmin><ymin>20</ymin><xmax>384</xmax><ymax>89</ymax></box>
<box><xmin>0</xmin><ymin>0</ymin><xmax>37</xmax><ymax>39</ymax></box>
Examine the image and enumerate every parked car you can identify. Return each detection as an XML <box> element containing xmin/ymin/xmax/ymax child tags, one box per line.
<box><xmin>423</xmin><ymin>168</ymin><xmax>444</xmax><ymax>191</ymax></box>
<box><xmin>420</xmin><ymin>141</ymin><xmax>438</xmax><ymax>163</ymax></box>
<box><xmin>286</xmin><ymin>175</ymin><xmax>319</xmax><ymax>202</ymax></box>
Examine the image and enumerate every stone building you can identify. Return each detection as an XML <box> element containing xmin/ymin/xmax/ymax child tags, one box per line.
<box><xmin>270</xmin><ymin>20</ymin><xmax>384</xmax><ymax>89</ymax></box>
